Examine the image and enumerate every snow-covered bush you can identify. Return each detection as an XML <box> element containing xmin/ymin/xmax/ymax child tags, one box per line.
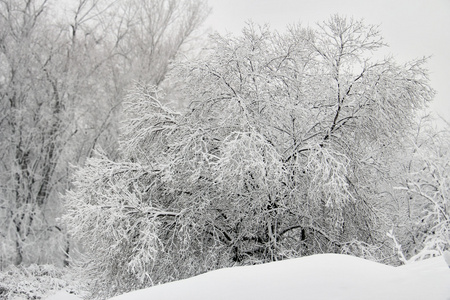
<box><xmin>64</xmin><ymin>16</ymin><xmax>434</xmax><ymax>298</ymax></box>
<box><xmin>0</xmin><ymin>264</ymin><xmax>82</xmax><ymax>299</ymax></box>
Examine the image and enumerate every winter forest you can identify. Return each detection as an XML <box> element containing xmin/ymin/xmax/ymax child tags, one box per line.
<box><xmin>0</xmin><ymin>0</ymin><xmax>449</xmax><ymax>299</ymax></box>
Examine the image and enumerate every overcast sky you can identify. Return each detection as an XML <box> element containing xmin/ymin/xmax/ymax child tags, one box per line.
<box><xmin>203</xmin><ymin>0</ymin><xmax>450</xmax><ymax>125</ymax></box>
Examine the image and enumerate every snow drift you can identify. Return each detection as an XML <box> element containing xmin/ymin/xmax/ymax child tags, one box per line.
<box><xmin>105</xmin><ymin>254</ymin><xmax>450</xmax><ymax>300</ymax></box>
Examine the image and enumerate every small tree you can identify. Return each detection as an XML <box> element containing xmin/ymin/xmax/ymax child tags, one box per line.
<box><xmin>393</xmin><ymin>117</ymin><xmax>449</xmax><ymax>261</ymax></box>
<box><xmin>64</xmin><ymin>16</ymin><xmax>434</xmax><ymax>297</ymax></box>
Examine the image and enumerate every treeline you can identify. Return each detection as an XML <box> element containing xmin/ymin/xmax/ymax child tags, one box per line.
<box><xmin>0</xmin><ymin>0</ymin><xmax>209</xmax><ymax>267</ymax></box>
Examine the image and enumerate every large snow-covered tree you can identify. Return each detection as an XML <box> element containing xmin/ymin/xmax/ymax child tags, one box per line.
<box><xmin>64</xmin><ymin>16</ymin><xmax>434</xmax><ymax>297</ymax></box>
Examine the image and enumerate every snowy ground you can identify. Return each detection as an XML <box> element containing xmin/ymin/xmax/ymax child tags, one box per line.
<box><xmin>45</xmin><ymin>291</ymin><xmax>82</xmax><ymax>300</ymax></box>
<box><xmin>46</xmin><ymin>254</ymin><xmax>450</xmax><ymax>300</ymax></box>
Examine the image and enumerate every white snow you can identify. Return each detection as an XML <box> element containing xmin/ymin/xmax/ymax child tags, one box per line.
<box><xmin>44</xmin><ymin>291</ymin><xmax>83</xmax><ymax>300</ymax></box>
<box><xmin>45</xmin><ymin>254</ymin><xmax>450</xmax><ymax>300</ymax></box>
<box><xmin>108</xmin><ymin>254</ymin><xmax>450</xmax><ymax>300</ymax></box>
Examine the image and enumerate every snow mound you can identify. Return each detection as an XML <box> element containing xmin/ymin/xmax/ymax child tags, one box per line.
<box><xmin>108</xmin><ymin>254</ymin><xmax>450</xmax><ymax>300</ymax></box>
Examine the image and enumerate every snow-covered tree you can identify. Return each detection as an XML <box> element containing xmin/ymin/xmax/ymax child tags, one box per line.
<box><xmin>0</xmin><ymin>0</ymin><xmax>75</xmax><ymax>266</ymax></box>
<box><xmin>64</xmin><ymin>16</ymin><xmax>434</xmax><ymax>297</ymax></box>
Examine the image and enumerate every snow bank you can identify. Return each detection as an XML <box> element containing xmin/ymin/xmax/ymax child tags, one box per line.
<box><xmin>108</xmin><ymin>254</ymin><xmax>450</xmax><ymax>300</ymax></box>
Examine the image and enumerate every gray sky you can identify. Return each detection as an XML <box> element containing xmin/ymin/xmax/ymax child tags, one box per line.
<box><xmin>203</xmin><ymin>0</ymin><xmax>450</xmax><ymax>125</ymax></box>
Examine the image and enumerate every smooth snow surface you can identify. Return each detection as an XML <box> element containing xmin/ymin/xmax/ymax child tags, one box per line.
<box><xmin>109</xmin><ymin>254</ymin><xmax>450</xmax><ymax>300</ymax></box>
<box><xmin>45</xmin><ymin>291</ymin><xmax>82</xmax><ymax>300</ymax></box>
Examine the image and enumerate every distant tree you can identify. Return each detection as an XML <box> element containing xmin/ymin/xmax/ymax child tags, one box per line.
<box><xmin>108</xmin><ymin>0</ymin><xmax>209</xmax><ymax>86</ymax></box>
<box><xmin>0</xmin><ymin>0</ymin><xmax>73</xmax><ymax>266</ymax></box>
<box><xmin>64</xmin><ymin>16</ymin><xmax>434</xmax><ymax>297</ymax></box>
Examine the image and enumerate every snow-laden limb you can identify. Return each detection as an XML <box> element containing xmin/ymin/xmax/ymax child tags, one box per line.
<box><xmin>387</xmin><ymin>229</ymin><xmax>408</xmax><ymax>264</ymax></box>
<box><xmin>107</xmin><ymin>254</ymin><xmax>450</xmax><ymax>300</ymax></box>
<box><xmin>63</xmin><ymin>152</ymin><xmax>182</xmax><ymax>298</ymax></box>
